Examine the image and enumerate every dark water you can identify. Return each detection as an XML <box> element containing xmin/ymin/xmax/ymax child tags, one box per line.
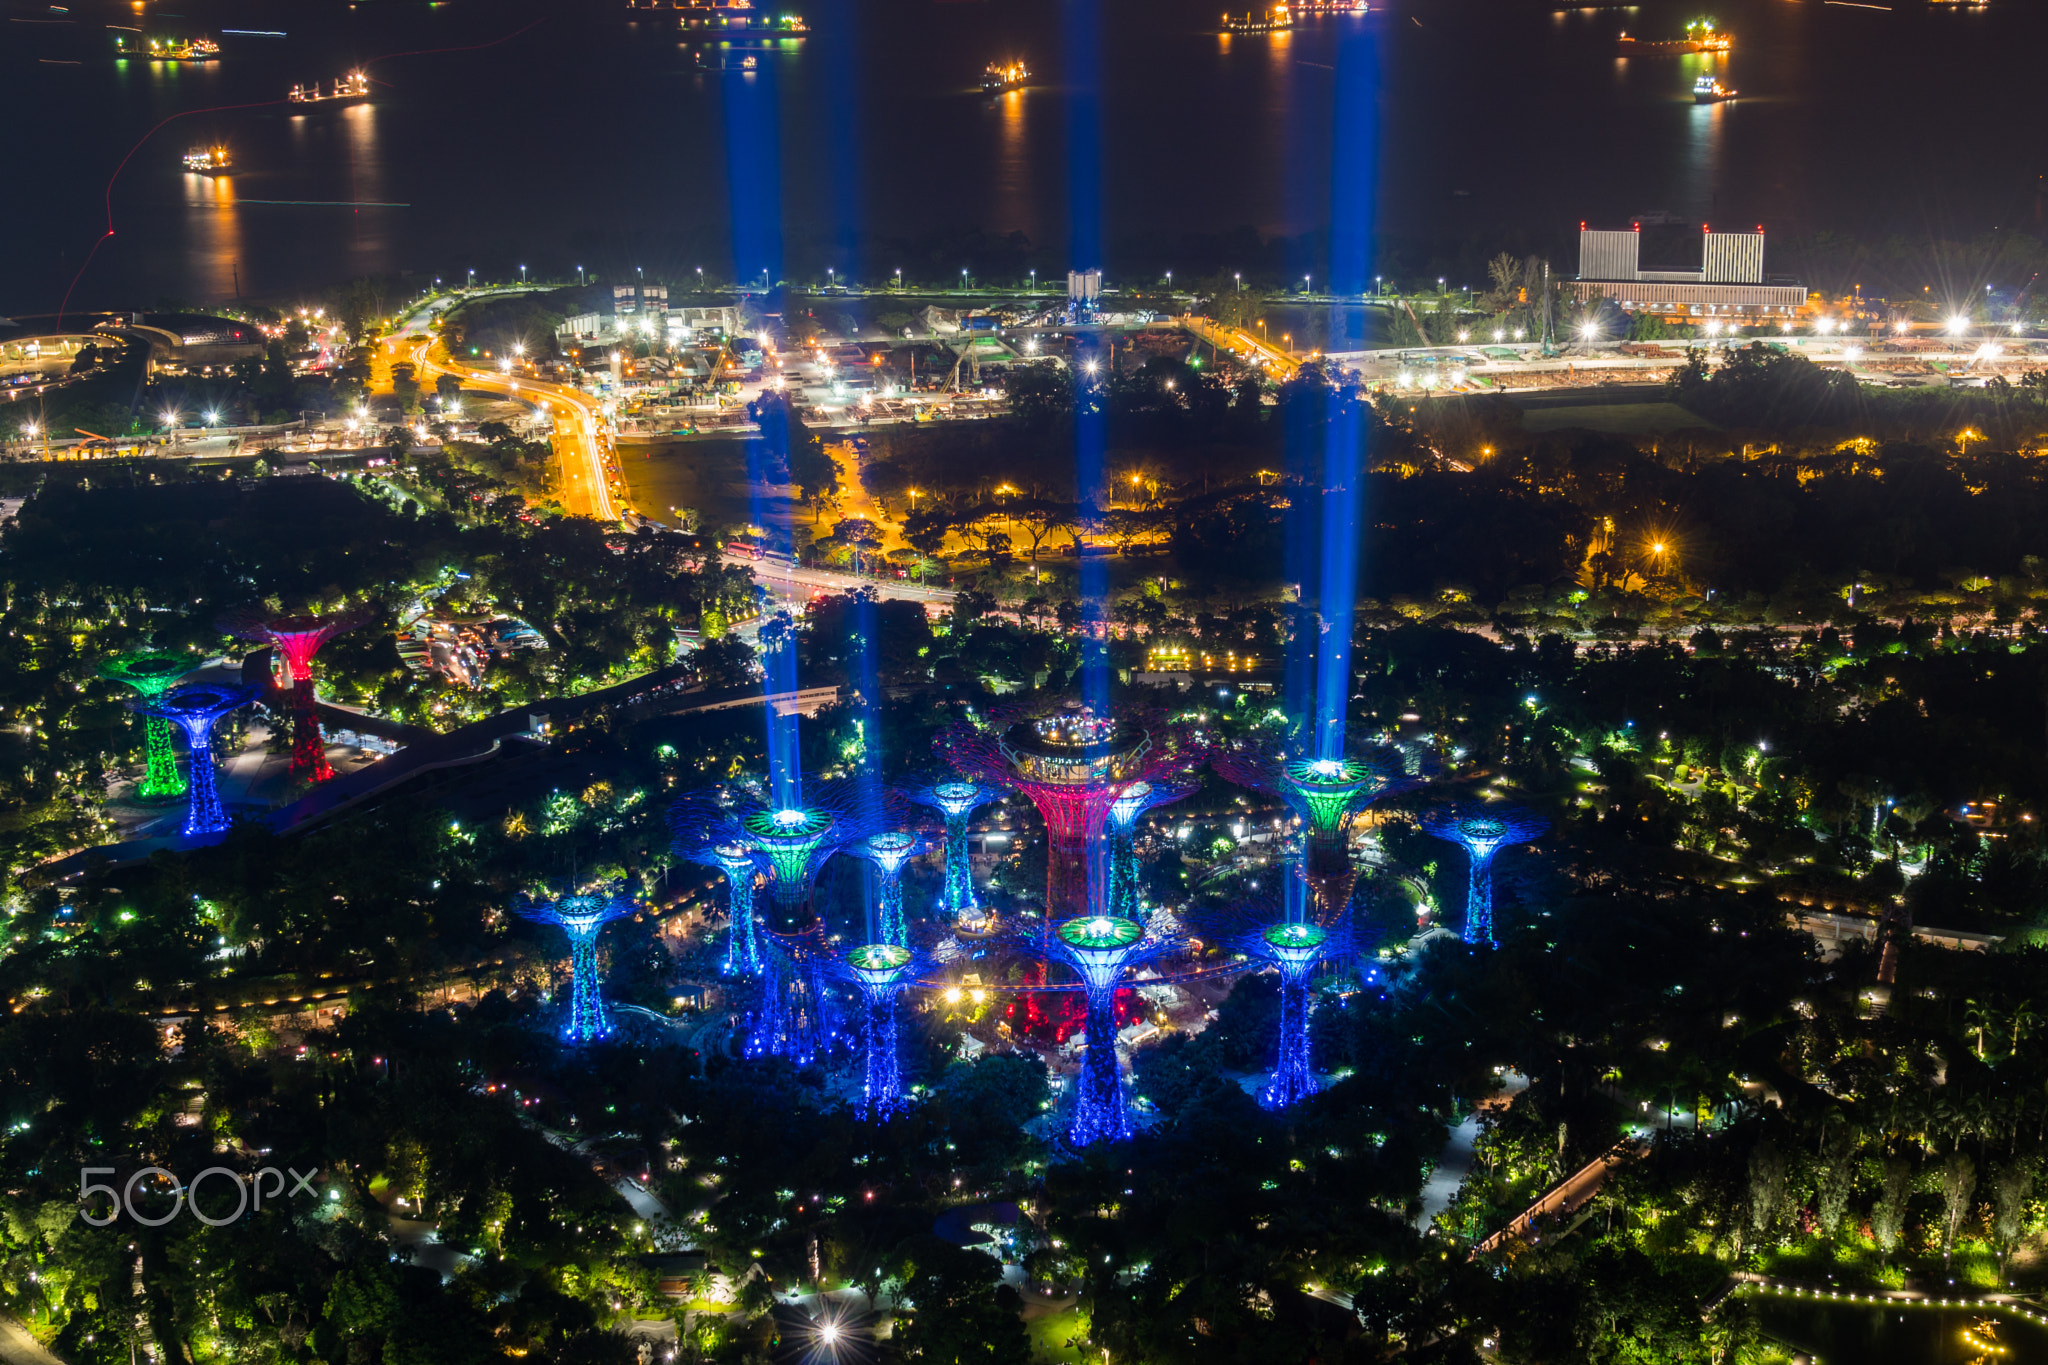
<box><xmin>2</xmin><ymin>0</ymin><xmax>2043</xmax><ymax>311</ymax></box>
<box><xmin>1758</xmin><ymin>1298</ymin><xmax>2048</xmax><ymax>1364</ymax></box>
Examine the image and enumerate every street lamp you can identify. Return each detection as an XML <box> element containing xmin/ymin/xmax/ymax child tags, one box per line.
<box><xmin>205</xmin><ymin>410</ymin><xmax>219</xmax><ymax>427</ymax></box>
<box><xmin>468</xmin><ymin>268</ymin><xmax>475</xmax><ymax>287</ymax></box>
<box><xmin>961</xmin><ymin>268</ymin><xmax>969</xmax><ymax>289</ymax></box>
<box><xmin>895</xmin><ymin>268</ymin><xmax>902</xmax><ymax>288</ymax></box>
<box><xmin>577</xmin><ymin>265</ymin><xmax>585</xmax><ymax>285</ymax></box>
<box><xmin>1235</xmin><ymin>272</ymin><xmax>1242</xmax><ymax>291</ymax></box>
<box><xmin>520</xmin><ymin>264</ymin><xmax>528</xmax><ymax>283</ymax></box>
<box><xmin>1165</xmin><ymin>270</ymin><xmax>1173</xmax><ymax>290</ymax></box>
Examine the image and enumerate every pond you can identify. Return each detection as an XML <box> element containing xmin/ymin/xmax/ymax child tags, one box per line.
<box><xmin>1754</xmin><ymin>1294</ymin><xmax>2048</xmax><ymax>1364</ymax></box>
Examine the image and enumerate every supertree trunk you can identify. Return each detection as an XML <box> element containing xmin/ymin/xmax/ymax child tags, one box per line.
<box><xmin>1072</xmin><ymin>986</ymin><xmax>1133</xmax><ymax>1146</ymax></box>
<box><xmin>137</xmin><ymin>717</ymin><xmax>187</xmax><ymax>800</ymax></box>
<box><xmin>1259</xmin><ymin>974</ymin><xmax>1319</xmax><ymax>1110</ymax></box>
<box><xmin>1462</xmin><ymin>851</ymin><xmax>1497</xmax><ymax>948</ymax></box>
<box><xmin>567</xmin><ymin>930</ymin><xmax>611</xmax><ymax>1042</ymax></box>
<box><xmin>721</xmin><ymin>870</ymin><xmax>762</xmax><ymax>977</ymax></box>
<box><xmin>942</xmin><ymin>814</ymin><xmax>978</xmax><ymax>915</ymax></box>
<box><xmin>879</xmin><ymin>875</ymin><xmax>907</xmax><ymax>947</ymax></box>
<box><xmin>862</xmin><ymin>994</ymin><xmax>903</xmax><ymax>1118</ymax></box>
<box><xmin>1109</xmin><ymin>828</ymin><xmax>1141</xmax><ymax>918</ymax></box>
<box><xmin>180</xmin><ymin>727</ymin><xmax>228</xmax><ymax>837</ymax></box>
<box><xmin>289</xmin><ymin>677</ymin><xmax>332</xmax><ymax>781</ymax></box>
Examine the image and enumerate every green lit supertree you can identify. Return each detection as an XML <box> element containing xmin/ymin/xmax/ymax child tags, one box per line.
<box><xmin>100</xmin><ymin>650</ymin><xmax>197</xmax><ymax>799</ymax></box>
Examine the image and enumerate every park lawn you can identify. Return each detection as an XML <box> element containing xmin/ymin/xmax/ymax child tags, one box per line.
<box><xmin>1520</xmin><ymin>402</ymin><xmax>1719</xmax><ymax>435</ymax></box>
<box><xmin>1023</xmin><ymin>1304</ymin><xmax>1093</xmax><ymax>1363</ymax></box>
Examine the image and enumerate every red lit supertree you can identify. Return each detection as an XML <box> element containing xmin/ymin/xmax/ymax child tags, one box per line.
<box><xmin>936</xmin><ymin>699</ymin><xmax>1206</xmax><ymax>918</ymax></box>
<box><xmin>218</xmin><ymin>605</ymin><xmax>373</xmax><ymax>782</ymax></box>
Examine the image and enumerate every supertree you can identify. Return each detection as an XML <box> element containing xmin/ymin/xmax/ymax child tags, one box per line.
<box><xmin>135</xmin><ymin>681</ymin><xmax>257</xmax><ymax>837</ymax></box>
<box><xmin>1102</xmin><ymin>776</ymin><xmax>1198</xmax><ymax>920</ymax></box>
<box><xmin>939</xmin><ymin>700</ymin><xmax>1205</xmax><ymax>917</ymax></box>
<box><xmin>828</xmin><ymin>942</ymin><xmax>929</xmax><ymax>1118</ymax></box>
<box><xmin>847</xmin><ymin>831</ymin><xmax>926</xmax><ymax>947</ymax></box>
<box><xmin>1231</xmin><ymin>914</ymin><xmax>1358</xmax><ymax>1110</ymax></box>
<box><xmin>1212</xmin><ymin>741</ymin><xmax>1417</xmax><ymax>920</ymax></box>
<box><xmin>99</xmin><ymin>650</ymin><xmax>197</xmax><ymax>799</ymax></box>
<box><xmin>683</xmin><ymin>841</ymin><xmax>765</xmax><ymax>977</ymax></box>
<box><xmin>1031</xmin><ymin>913</ymin><xmax>1182</xmax><ymax>1146</ymax></box>
<box><xmin>518</xmin><ymin>888</ymin><xmax>634</xmax><ymax>1043</ymax></box>
<box><xmin>1419</xmin><ymin>805</ymin><xmax>1548</xmax><ymax>949</ymax></box>
<box><xmin>899</xmin><ymin>776</ymin><xmax>1003</xmax><ymax>920</ymax></box>
<box><xmin>669</xmin><ymin>777</ymin><xmax>873</xmax><ymax>933</ymax></box>
<box><xmin>217</xmin><ymin>605</ymin><xmax>372</xmax><ymax>782</ymax></box>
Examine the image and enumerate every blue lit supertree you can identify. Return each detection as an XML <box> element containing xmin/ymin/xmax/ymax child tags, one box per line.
<box><xmin>1232</xmin><ymin>914</ymin><xmax>1358</xmax><ymax>1110</ymax></box>
<box><xmin>1419</xmin><ymin>805</ymin><xmax>1548</xmax><ymax>949</ymax></box>
<box><xmin>848</xmin><ymin>831</ymin><xmax>925</xmax><ymax>947</ymax></box>
<box><xmin>828</xmin><ymin>942</ymin><xmax>930</xmax><ymax>1118</ymax></box>
<box><xmin>899</xmin><ymin>776</ymin><xmax>1003</xmax><ymax>920</ymax></box>
<box><xmin>1031</xmin><ymin>913</ymin><xmax>1182</xmax><ymax>1146</ymax></box>
<box><xmin>518</xmin><ymin>888</ymin><xmax>634</xmax><ymax>1044</ymax></box>
<box><xmin>134</xmin><ymin>681</ymin><xmax>258</xmax><ymax>837</ymax></box>
<box><xmin>706</xmin><ymin>843</ymin><xmax>766</xmax><ymax>977</ymax></box>
<box><xmin>1102</xmin><ymin>777</ymin><xmax>1197</xmax><ymax>920</ymax></box>
<box><xmin>672</xmin><ymin>795</ymin><xmax>769</xmax><ymax>976</ymax></box>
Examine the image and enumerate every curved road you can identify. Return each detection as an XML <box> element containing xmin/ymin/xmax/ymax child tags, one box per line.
<box><xmin>400</xmin><ymin>335</ymin><xmax>620</xmax><ymax>522</ymax></box>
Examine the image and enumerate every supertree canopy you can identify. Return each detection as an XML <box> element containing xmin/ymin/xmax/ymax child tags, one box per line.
<box><xmin>830</xmin><ymin>942</ymin><xmax>926</xmax><ymax>1118</ymax></box>
<box><xmin>671</xmin><ymin>778</ymin><xmax>872</xmax><ymax>933</ymax></box>
<box><xmin>900</xmin><ymin>776</ymin><xmax>1003</xmax><ymax>920</ymax></box>
<box><xmin>1034</xmin><ymin>913</ymin><xmax>1181</xmax><ymax>1146</ymax></box>
<box><xmin>1234</xmin><ymin>915</ymin><xmax>1358</xmax><ymax>1110</ymax></box>
<box><xmin>1212</xmin><ymin>741</ymin><xmax>1416</xmax><ymax>920</ymax></box>
<box><xmin>849</xmin><ymin>831</ymin><xmax>925</xmax><ymax>947</ymax></box>
<box><xmin>99</xmin><ymin>650</ymin><xmax>197</xmax><ymax>800</ymax></box>
<box><xmin>1420</xmin><ymin>805</ymin><xmax>1548</xmax><ymax>949</ymax></box>
<box><xmin>519</xmin><ymin>889</ymin><xmax>634</xmax><ymax>1043</ymax></box>
<box><xmin>940</xmin><ymin>701</ymin><xmax>1205</xmax><ymax>917</ymax></box>
<box><xmin>218</xmin><ymin>605</ymin><xmax>372</xmax><ymax>783</ymax></box>
<box><xmin>135</xmin><ymin>681</ymin><xmax>258</xmax><ymax>838</ymax></box>
<box><xmin>1103</xmin><ymin>776</ymin><xmax>1197</xmax><ymax>920</ymax></box>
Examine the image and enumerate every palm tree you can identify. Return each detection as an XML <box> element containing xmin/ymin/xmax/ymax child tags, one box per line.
<box><xmin>1965</xmin><ymin>999</ymin><xmax>1997</xmax><ymax>1061</ymax></box>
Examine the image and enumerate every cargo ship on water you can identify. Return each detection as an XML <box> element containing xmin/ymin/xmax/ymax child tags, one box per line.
<box><xmin>981</xmin><ymin>59</ymin><xmax>1028</xmax><ymax>93</ymax></box>
<box><xmin>1222</xmin><ymin>0</ymin><xmax>1364</xmax><ymax>34</ymax></box>
<box><xmin>182</xmin><ymin>145</ymin><xmax>232</xmax><ymax>174</ymax></box>
<box><xmin>1693</xmin><ymin>74</ymin><xmax>1737</xmax><ymax>101</ymax></box>
<box><xmin>673</xmin><ymin>2</ymin><xmax>808</xmax><ymax>39</ymax></box>
<box><xmin>1618</xmin><ymin>18</ymin><xmax>1730</xmax><ymax>53</ymax></box>
<box><xmin>289</xmin><ymin>71</ymin><xmax>370</xmax><ymax>105</ymax></box>
<box><xmin>113</xmin><ymin>33</ymin><xmax>220</xmax><ymax>60</ymax></box>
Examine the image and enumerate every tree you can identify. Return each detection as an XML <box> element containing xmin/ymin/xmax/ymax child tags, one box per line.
<box><xmin>1871</xmin><ymin>1156</ymin><xmax>1911</xmax><ymax>1257</ymax></box>
<box><xmin>886</xmin><ymin>1235</ymin><xmax>1030</xmax><ymax>1365</ymax></box>
<box><xmin>1003</xmin><ymin>363</ymin><xmax>1072</xmax><ymax>431</ymax></box>
<box><xmin>435</xmin><ymin>373</ymin><xmax>464</xmax><ymax>403</ymax></box>
<box><xmin>695</xmin><ymin>637</ymin><xmax>757</xmax><ymax>690</ymax></box>
<box><xmin>1941</xmin><ymin>1151</ymin><xmax>1977</xmax><ymax>1267</ymax></box>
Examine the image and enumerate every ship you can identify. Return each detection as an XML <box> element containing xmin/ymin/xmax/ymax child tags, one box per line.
<box><xmin>677</xmin><ymin>4</ymin><xmax>807</xmax><ymax>38</ymax></box>
<box><xmin>694</xmin><ymin>50</ymin><xmax>759</xmax><ymax>68</ymax></box>
<box><xmin>1693</xmin><ymin>74</ymin><xmax>1737</xmax><ymax>101</ymax></box>
<box><xmin>1224</xmin><ymin>3</ymin><xmax>1293</xmax><ymax>32</ymax></box>
<box><xmin>289</xmin><ymin>70</ymin><xmax>371</xmax><ymax>104</ymax></box>
<box><xmin>1619</xmin><ymin>18</ymin><xmax>1730</xmax><ymax>53</ymax></box>
<box><xmin>182</xmin><ymin>145</ymin><xmax>232</xmax><ymax>174</ymax></box>
<box><xmin>981</xmin><ymin>59</ymin><xmax>1028</xmax><ymax>93</ymax></box>
<box><xmin>115</xmin><ymin>34</ymin><xmax>220</xmax><ymax>59</ymax></box>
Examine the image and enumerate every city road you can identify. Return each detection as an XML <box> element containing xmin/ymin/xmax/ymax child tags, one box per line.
<box><xmin>399</xmin><ymin>336</ymin><xmax>620</xmax><ymax>522</ymax></box>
